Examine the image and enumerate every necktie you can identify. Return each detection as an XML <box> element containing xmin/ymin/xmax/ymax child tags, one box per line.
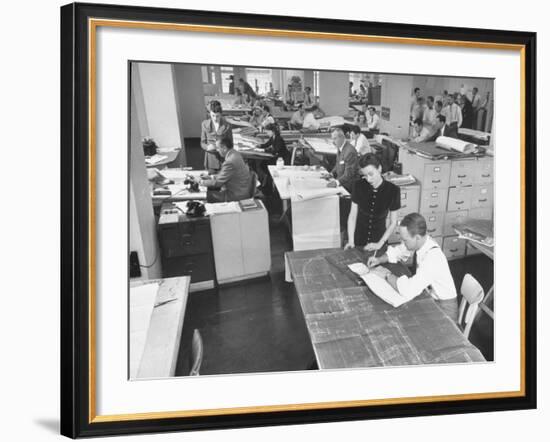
<box><xmin>411</xmin><ymin>251</ymin><xmax>418</xmax><ymax>275</ymax></box>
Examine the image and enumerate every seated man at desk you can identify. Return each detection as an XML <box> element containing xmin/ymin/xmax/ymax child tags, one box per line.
<box><xmin>302</xmin><ymin>105</ymin><xmax>326</xmax><ymax>130</ymax></box>
<box><xmin>289</xmin><ymin>104</ymin><xmax>305</xmax><ymax>129</ymax></box>
<box><xmin>329</xmin><ymin>127</ymin><xmax>359</xmax><ymax>193</ymax></box>
<box><xmin>426</xmin><ymin>114</ymin><xmax>458</xmax><ymax>141</ymax></box>
<box><xmin>366</xmin><ymin>106</ymin><xmax>380</xmax><ymax>135</ymax></box>
<box><xmin>368</xmin><ymin>212</ymin><xmax>459</xmax><ymax>322</ymax></box>
<box><xmin>200</xmin><ymin>138</ymin><xmax>252</xmax><ymax>203</ymax></box>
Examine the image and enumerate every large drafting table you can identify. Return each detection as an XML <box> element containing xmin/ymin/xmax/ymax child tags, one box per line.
<box><xmin>130</xmin><ymin>276</ymin><xmax>190</xmax><ymax>379</ymax></box>
<box><xmin>285</xmin><ymin>248</ymin><xmax>486</xmax><ymax>369</ymax></box>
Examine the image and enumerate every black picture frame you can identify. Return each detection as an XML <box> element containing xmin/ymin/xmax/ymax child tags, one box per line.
<box><xmin>60</xmin><ymin>2</ymin><xmax>537</xmax><ymax>438</ymax></box>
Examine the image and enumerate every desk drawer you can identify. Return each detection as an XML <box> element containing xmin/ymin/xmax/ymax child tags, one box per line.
<box><xmin>422</xmin><ymin>163</ymin><xmax>450</xmax><ymax>189</ymax></box>
<box><xmin>423</xmin><ymin>212</ymin><xmax>444</xmax><ymax>237</ymax></box>
<box><xmin>471</xmin><ymin>185</ymin><xmax>494</xmax><ymax>209</ymax></box>
<box><xmin>397</xmin><ymin>187</ymin><xmax>420</xmax><ymax>216</ymax></box>
<box><xmin>450</xmin><ymin>160</ymin><xmax>474</xmax><ymax>187</ymax></box>
<box><xmin>159</xmin><ymin>222</ymin><xmax>212</xmax><ymax>258</ymax></box>
<box><xmin>447</xmin><ymin>186</ymin><xmax>473</xmax><ymax>211</ymax></box>
<box><xmin>469</xmin><ymin>207</ymin><xmax>493</xmax><ymax>220</ymax></box>
<box><xmin>420</xmin><ymin>188</ymin><xmax>448</xmax><ymax>213</ymax></box>
<box><xmin>474</xmin><ymin>158</ymin><xmax>494</xmax><ymax>184</ymax></box>
<box><xmin>442</xmin><ymin>235</ymin><xmax>466</xmax><ymax>260</ymax></box>
<box><xmin>162</xmin><ymin>253</ymin><xmax>215</xmax><ymax>283</ymax></box>
<box><xmin>444</xmin><ymin>210</ymin><xmax>469</xmax><ymax>236</ymax></box>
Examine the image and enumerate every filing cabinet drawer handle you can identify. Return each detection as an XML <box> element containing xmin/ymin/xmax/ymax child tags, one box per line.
<box><xmin>401</xmin><ymin>204</ymin><xmax>407</xmax><ymax>209</ymax></box>
<box><xmin>455</xmin><ymin>200</ymin><xmax>464</xmax><ymax>205</ymax></box>
<box><xmin>431</xmin><ymin>179</ymin><xmax>441</xmax><ymax>183</ymax></box>
<box><xmin>481</xmin><ymin>174</ymin><xmax>491</xmax><ymax>178</ymax></box>
<box><xmin>427</xmin><ymin>228</ymin><xmax>436</xmax><ymax>233</ymax></box>
<box><xmin>457</xmin><ymin>174</ymin><xmax>467</xmax><ymax>178</ymax></box>
<box><xmin>450</xmin><ymin>248</ymin><xmax>459</xmax><ymax>253</ymax></box>
<box><xmin>478</xmin><ymin>198</ymin><xmax>488</xmax><ymax>202</ymax></box>
<box><xmin>429</xmin><ymin>204</ymin><xmax>439</xmax><ymax>208</ymax></box>
<box><xmin>181</xmin><ymin>234</ymin><xmax>193</xmax><ymax>246</ymax></box>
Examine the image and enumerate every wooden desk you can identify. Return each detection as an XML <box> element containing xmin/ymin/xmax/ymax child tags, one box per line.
<box><xmin>151</xmin><ymin>169</ymin><xmax>208</xmax><ymax>207</ymax></box>
<box><xmin>285</xmin><ymin>248</ymin><xmax>486</xmax><ymax>369</ymax></box>
<box><xmin>130</xmin><ymin>276</ymin><xmax>190</xmax><ymax>379</ymax></box>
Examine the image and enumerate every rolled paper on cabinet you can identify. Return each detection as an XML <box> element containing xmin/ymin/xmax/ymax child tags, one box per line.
<box><xmin>435</xmin><ymin>136</ymin><xmax>476</xmax><ymax>153</ymax></box>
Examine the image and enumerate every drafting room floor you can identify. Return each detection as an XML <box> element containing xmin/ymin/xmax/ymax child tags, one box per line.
<box><xmin>174</xmin><ymin>141</ymin><xmax>494</xmax><ymax>376</ymax></box>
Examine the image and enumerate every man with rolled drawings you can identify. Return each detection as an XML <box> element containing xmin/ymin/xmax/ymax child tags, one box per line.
<box><xmin>367</xmin><ymin>213</ymin><xmax>459</xmax><ymax>322</ymax></box>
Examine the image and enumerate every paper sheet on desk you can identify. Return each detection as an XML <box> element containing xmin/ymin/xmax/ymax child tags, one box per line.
<box><xmin>129</xmin><ymin>283</ymin><xmax>158</xmax><ymax>379</ymax></box>
<box><xmin>292</xmin><ymin>194</ymin><xmax>340</xmax><ymax>251</ymax></box>
<box><xmin>436</xmin><ymin>136</ymin><xmax>476</xmax><ymax>153</ymax></box>
<box><xmin>145</xmin><ymin>154</ymin><xmax>168</xmax><ymax>165</ymax></box>
<box><xmin>361</xmin><ymin>274</ymin><xmax>407</xmax><ymax>308</ymax></box>
<box><xmin>204</xmin><ymin>202</ymin><xmax>241</xmax><ymax>215</ymax></box>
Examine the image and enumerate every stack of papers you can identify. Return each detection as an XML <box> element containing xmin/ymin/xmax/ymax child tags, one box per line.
<box><xmin>204</xmin><ymin>202</ymin><xmax>241</xmax><ymax>215</ymax></box>
<box><xmin>145</xmin><ymin>154</ymin><xmax>168</xmax><ymax>165</ymax></box>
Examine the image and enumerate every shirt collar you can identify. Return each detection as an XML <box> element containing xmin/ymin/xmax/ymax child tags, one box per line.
<box><xmin>416</xmin><ymin>236</ymin><xmax>438</xmax><ymax>259</ymax></box>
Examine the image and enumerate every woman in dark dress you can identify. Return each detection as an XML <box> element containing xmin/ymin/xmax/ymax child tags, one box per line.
<box><xmin>255</xmin><ymin>122</ymin><xmax>290</xmax><ymax>189</ymax></box>
<box><xmin>345</xmin><ymin>154</ymin><xmax>401</xmax><ymax>251</ymax></box>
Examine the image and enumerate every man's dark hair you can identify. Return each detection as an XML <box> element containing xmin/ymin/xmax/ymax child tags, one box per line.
<box><xmin>350</xmin><ymin>125</ymin><xmax>362</xmax><ymax>135</ymax></box>
<box><xmin>264</xmin><ymin>122</ymin><xmax>280</xmax><ymax>135</ymax></box>
<box><xmin>358</xmin><ymin>153</ymin><xmax>381</xmax><ymax>169</ymax></box>
<box><xmin>413</xmin><ymin>118</ymin><xmax>423</xmax><ymax>126</ymax></box>
<box><xmin>238</xmin><ymin>78</ymin><xmax>245</xmax><ymax>83</ymax></box>
<box><xmin>436</xmin><ymin>100</ymin><xmax>443</xmax><ymax>108</ymax></box>
<box><xmin>217</xmin><ymin>136</ymin><xmax>233</xmax><ymax>149</ymax></box>
<box><xmin>414</xmin><ymin>87</ymin><xmax>420</xmax><ymax>93</ymax></box>
<box><xmin>305</xmin><ymin>86</ymin><xmax>311</xmax><ymax>93</ymax></box>
<box><xmin>427</xmin><ymin>95</ymin><xmax>434</xmax><ymax>103</ymax></box>
<box><xmin>436</xmin><ymin>114</ymin><xmax>446</xmax><ymax>124</ymax></box>
<box><xmin>400</xmin><ymin>213</ymin><xmax>427</xmax><ymax>237</ymax></box>
<box><xmin>209</xmin><ymin>100</ymin><xmax>223</xmax><ymax>114</ymax></box>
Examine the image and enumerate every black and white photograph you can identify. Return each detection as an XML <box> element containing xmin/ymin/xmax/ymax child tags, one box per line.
<box><xmin>129</xmin><ymin>62</ymin><xmax>495</xmax><ymax>379</ymax></box>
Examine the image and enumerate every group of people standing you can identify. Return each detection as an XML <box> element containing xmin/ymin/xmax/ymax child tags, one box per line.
<box><xmin>409</xmin><ymin>86</ymin><xmax>491</xmax><ymax>142</ymax></box>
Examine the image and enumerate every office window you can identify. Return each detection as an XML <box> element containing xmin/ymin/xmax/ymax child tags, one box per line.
<box><xmin>245</xmin><ymin>68</ymin><xmax>272</xmax><ymax>95</ymax></box>
<box><xmin>220</xmin><ymin>66</ymin><xmax>234</xmax><ymax>94</ymax></box>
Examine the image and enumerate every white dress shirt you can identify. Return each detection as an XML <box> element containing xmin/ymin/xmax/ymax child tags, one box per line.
<box><xmin>386</xmin><ymin>236</ymin><xmax>458</xmax><ymax>302</ymax></box>
<box><xmin>366</xmin><ymin>113</ymin><xmax>379</xmax><ymax>130</ymax></box>
<box><xmin>352</xmin><ymin>133</ymin><xmax>371</xmax><ymax>155</ymax></box>
<box><xmin>302</xmin><ymin>112</ymin><xmax>320</xmax><ymax>130</ymax></box>
<box><xmin>412</xmin><ymin>126</ymin><xmax>431</xmax><ymax>142</ymax></box>
<box><xmin>442</xmin><ymin>103</ymin><xmax>463</xmax><ymax>127</ymax></box>
<box><xmin>422</xmin><ymin>107</ymin><xmax>437</xmax><ymax>128</ymax></box>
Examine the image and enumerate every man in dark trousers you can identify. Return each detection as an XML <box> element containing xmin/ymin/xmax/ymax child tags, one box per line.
<box><xmin>329</xmin><ymin>127</ymin><xmax>359</xmax><ymax>193</ymax></box>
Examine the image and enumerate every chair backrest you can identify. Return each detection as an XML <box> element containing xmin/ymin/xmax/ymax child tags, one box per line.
<box><xmin>458</xmin><ymin>274</ymin><xmax>485</xmax><ymax>339</ymax></box>
<box><xmin>189</xmin><ymin>329</ymin><xmax>203</xmax><ymax>376</ymax></box>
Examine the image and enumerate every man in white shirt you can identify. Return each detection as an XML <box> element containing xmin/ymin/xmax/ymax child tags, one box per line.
<box><xmin>441</xmin><ymin>94</ymin><xmax>463</xmax><ymax>129</ymax></box>
<box><xmin>368</xmin><ymin>212</ymin><xmax>458</xmax><ymax>322</ymax></box>
<box><xmin>302</xmin><ymin>105</ymin><xmax>321</xmax><ymax>130</ymax></box>
<box><xmin>366</xmin><ymin>106</ymin><xmax>380</xmax><ymax>132</ymax></box>
<box><xmin>289</xmin><ymin>104</ymin><xmax>305</xmax><ymax>129</ymax></box>
<box><xmin>349</xmin><ymin>125</ymin><xmax>371</xmax><ymax>155</ymax></box>
<box><xmin>422</xmin><ymin>96</ymin><xmax>437</xmax><ymax>129</ymax></box>
<box><xmin>410</xmin><ymin>118</ymin><xmax>431</xmax><ymax>142</ymax></box>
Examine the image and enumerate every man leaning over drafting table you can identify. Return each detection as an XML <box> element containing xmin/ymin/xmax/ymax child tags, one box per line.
<box><xmin>329</xmin><ymin>127</ymin><xmax>359</xmax><ymax>193</ymax></box>
<box><xmin>368</xmin><ymin>213</ymin><xmax>459</xmax><ymax>322</ymax></box>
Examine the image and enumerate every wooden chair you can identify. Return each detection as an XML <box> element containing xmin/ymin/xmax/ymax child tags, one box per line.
<box><xmin>189</xmin><ymin>329</ymin><xmax>203</xmax><ymax>376</ymax></box>
<box><xmin>457</xmin><ymin>274</ymin><xmax>485</xmax><ymax>340</ymax></box>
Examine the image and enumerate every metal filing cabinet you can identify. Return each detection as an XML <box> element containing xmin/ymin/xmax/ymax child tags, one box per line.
<box><xmin>387</xmin><ymin>181</ymin><xmax>421</xmax><ymax>244</ymax></box>
<box><xmin>400</xmin><ymin>146</ymin><xmax>494</xmax><ymax>260</ymax></box>
<box><xmin>158</xmin><ymin>205</ymin><xmax>217</xmax><ymax>291</ymax></box>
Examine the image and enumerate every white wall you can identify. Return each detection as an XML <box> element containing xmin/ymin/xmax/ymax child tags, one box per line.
<box><xmin>380</xmin><ymin>74</ymin><xmax>413</xmax><ymax>138</ymax></box>
<box><xmin>134</xmin><ymin>62</ymin><xmax>181</xmax><ymax>148</ymax></box>
<box><xmin>129</xmin><ymin>87</ymin><xmax>162</xmax><ymax>281</ymax></box>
